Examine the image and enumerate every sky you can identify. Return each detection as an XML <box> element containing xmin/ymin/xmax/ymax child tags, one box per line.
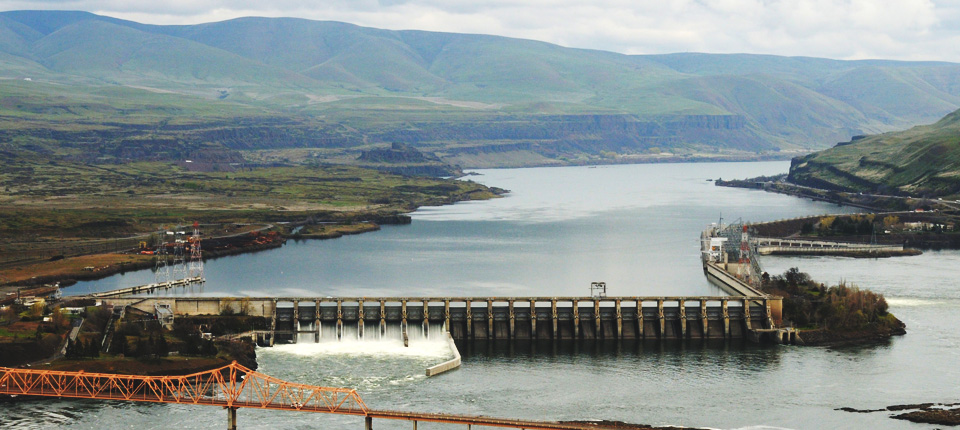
<box><xmin>3</xmin><ymin>0</ymin><xmax>960</xmax><ymax>62</ymax></box>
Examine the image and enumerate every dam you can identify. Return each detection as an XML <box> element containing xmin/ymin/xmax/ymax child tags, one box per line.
<box><xmin>98</xmin><ymin>294</ymin><xmax>792</xmax><ymax>345</ymax></box>
<box><xmin>88</xmin><ymin>220</ymin><xmax>806</xmax><ymax>348</ymax></box>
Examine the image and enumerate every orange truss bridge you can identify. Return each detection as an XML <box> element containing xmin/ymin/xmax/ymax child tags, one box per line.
<box><xmin>0</xmin><ymin>362</ymin><xmax>650</xmax><ymax>429</ymax></box>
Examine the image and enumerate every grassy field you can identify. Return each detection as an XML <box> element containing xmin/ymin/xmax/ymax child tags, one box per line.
<box><xmin>0</xmin><ymin>151</ymin><xmax>501</xmax><ymax>282</ymax></box>
<box><xmin>0</xmin><ymin>154</ymin><xmax>499</xmax><ymax>239</ymax></box>
<box><xmin>790</xmin><ymin>109</ymin><xmax>960</xmax><ymax>198</ymax></box>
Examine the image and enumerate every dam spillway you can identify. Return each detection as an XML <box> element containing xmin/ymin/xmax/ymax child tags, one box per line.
<box><xmin>99</xmin><ymin>296</ymin><xmax>790</xmax><ymax>344</ymax></box>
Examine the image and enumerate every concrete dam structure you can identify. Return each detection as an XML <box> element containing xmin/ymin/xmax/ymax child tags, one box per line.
<box><xmin>100</xmin><ymin>295</ymin><xmax>789</xmax><ymax>345</ymax></box>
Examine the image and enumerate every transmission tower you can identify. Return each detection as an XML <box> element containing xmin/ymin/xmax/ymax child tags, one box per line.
<box><xmin>189</xmin><ymin>221</ymin><xmax>204</xmax><ymax>279</ymax></box>
<box><xmin>171</xmin><ymin>229</ymin><xmax>188</xmax><ymax>279</ymax></box>
<box><xmin>737</xmin><ymin>224</ymin><xmax>751</xmax><ymax>281</ymax></box>
<box><xmin>154</xmin><ymin>228</ymin><xmax>170</xmax><ymax>283</ymax></box>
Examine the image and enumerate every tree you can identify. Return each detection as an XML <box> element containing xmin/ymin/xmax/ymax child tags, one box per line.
<box><xmin>238</xmin><ymin>298</ymin><xmax>252</xmax><ymax>316</ymax></box>
<box><xmin>138</xmin><ymin>334</ymin><xmax>154</xmax><ymax>358</ymax></box>
<box><xmin>110</xmin><ymin>332</ymin><xmax>129</xmax><ymax>356</ymax></box>
<box><xmin>819</xmin><ymin>216</ymin><xmax>836</xmax><ymax>233</ymax></box>
<box><xmin>155</xmin><ymin>334</ymin><xmax>169</xmax><ymax>358</ymax></box>
<box><xmin>50</xmin><ymin>306</ymin><xmax>68</xmax><ymax>333</ymax></box>
<box><xmin>28</xmin><ymin>302</ymin><xmax>44</xmax><ymax>320</ymax></box>
<box><xmin>86</xmin><ymin>338</ymin><xmax>100</xmax><ymax>358</ymax></box>
<box><xmin>200</xmin><ymin>339</ymin><xmax>217</xmax><ymax>356</ymax></box>
<box><xmin>883</xmin><ymin>215</ymin><xmax>900</xmax><ymax>228</ymax></box>
<box><xmin>65</xmin><ymin>339</ymin><xmax>79</xmax><ymax>359</ymax></box>
<box><xmin>220</xmin><ymin>298</ymin><xmax>236</xmax><ymax>316</ymax></box>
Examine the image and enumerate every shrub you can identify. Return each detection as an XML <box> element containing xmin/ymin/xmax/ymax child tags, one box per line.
<box><xmin>763</xmin><ymin>268</ymin><xmax>895</xmax><ymax>331</ymax></box>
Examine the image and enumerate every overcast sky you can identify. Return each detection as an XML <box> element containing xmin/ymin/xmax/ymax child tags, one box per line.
<box><xmin>4</xmin><ymin>0</ymin><xmax>960</xmax><ymax>62</ymax></box>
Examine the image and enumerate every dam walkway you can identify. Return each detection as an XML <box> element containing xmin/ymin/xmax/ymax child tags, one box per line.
<box><xmin>753</xmin><ymin>237</ymin><xmax>903</xmax><ymax>255</ymax></box>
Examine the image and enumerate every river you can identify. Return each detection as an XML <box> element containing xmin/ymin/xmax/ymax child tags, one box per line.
<box><xmin>7</xmin><ymin>161</ymin><xmax>957</xmax><ymax>429</ymax></box>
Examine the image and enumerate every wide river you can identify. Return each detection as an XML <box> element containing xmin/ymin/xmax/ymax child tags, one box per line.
<box><xmin>6</xmin><ymin>161</ymin><xmax>959</xmax><ymax>429</ymax></box>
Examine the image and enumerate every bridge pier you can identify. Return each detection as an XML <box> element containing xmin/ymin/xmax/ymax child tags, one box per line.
<box><xmin>226</xmin><ymin>406</ymin><xmax>237</xmax><ymax>430</ymax></box>
<box><xmin>365</xmin><ymin>416</ymin><xmax>373</xmax><ymax>430</ymax></box>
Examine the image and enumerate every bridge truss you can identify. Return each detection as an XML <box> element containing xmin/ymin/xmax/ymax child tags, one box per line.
<box><xmin>0</xmin><ymin>361</ymin><xmax>656</xmax><ymax>429</ymax></box>
<box><xmin>0</xmin><ymin>361</ymin><xmax>367</xmax><ymax>415</ymax></box>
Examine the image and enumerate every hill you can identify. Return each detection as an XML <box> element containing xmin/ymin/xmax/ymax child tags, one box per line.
<box><xmin>2</xmin><ymin>10</ymin><xmax>960</xmax><ymax>167</ymax></box>
<box><xmin>788</xmin><ymin>108</ymin><xmax>960</xmax><ymax>198</ymax></box>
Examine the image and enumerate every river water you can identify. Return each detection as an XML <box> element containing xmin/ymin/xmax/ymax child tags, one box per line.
<box><xmin>8</xmin><ymin>161</ymin><xmax>958</xmax><ymax>429</ymax></box>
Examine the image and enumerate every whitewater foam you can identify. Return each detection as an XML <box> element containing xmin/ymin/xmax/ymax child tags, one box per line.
<box><xmin>266</xmin><ymin>338</ymin><xmax>452</xmax><ymax>359</ymax></box>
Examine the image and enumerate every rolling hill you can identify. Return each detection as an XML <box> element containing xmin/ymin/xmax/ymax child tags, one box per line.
<box><xmin>789</xmin><ymin>108</ymin><xmax>960</xmax><ymax>197</ymax></box>
<box><xmin>2</xmin><ymin>10</ymin><xmax>960</xmax><ymax>167</ymax></box>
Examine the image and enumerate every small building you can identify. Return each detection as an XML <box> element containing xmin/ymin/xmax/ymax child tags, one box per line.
<box><xmin>706</xmin><ymin>237</ymin><xmax>728</xmax><ymax>262</ymax></box>
<box><xmin>155</xmin><ymin>304</ymin><xmax>174</xmax><ymax>329</ymax></box>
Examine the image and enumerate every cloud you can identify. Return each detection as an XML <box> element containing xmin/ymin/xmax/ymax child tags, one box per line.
<box><xmin>2</xmin><ymin>0</ymin><xmax>959</xmax><ymax>62</ymax></box>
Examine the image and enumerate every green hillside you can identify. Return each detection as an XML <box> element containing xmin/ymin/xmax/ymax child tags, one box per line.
<box><xmin>2</xmin><ymin>10</ymin><xmax>960</xmax><ymax>167</ymax></box>
<box><xmin>789</xmin><ymin>108</ymin><xmax>960</xmax><ymax>197</ymax></box>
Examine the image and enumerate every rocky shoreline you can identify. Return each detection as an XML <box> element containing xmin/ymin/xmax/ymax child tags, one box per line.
<box><xmin>797</xmin><ymin>324</ymin><xmax>907</xmax><ymax>347</ymax></box>
<box><xmin>839</xmin><ymin>402</ymin><xmax>960</xmax><ymax>426</ymax></box>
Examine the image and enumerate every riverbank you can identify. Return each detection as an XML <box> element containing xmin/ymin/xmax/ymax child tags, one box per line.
<box><xmin>0</xmin><ymin>188</ymin><xmax>498</xmax><ymax>293</ymax></box>
<box><xmin>717</xmin><ymin>176</ymin><xmax>960</xmax><ymax>218</ymax></box>
<box><xmin>0</xmin><ymin>232</ymin><xmax>288</xmax><ymax>292</ymax></box>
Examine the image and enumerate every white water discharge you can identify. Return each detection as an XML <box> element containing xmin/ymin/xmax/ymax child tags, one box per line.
<box><xmin>257</xmin><ymin>324</ymin><xmax>454</xmax><ymax>398</ymax></box>
<box><xmin>271</xmin><ymin>337</ymin><xmax>452</xmax><ymax>359</ymax></box>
